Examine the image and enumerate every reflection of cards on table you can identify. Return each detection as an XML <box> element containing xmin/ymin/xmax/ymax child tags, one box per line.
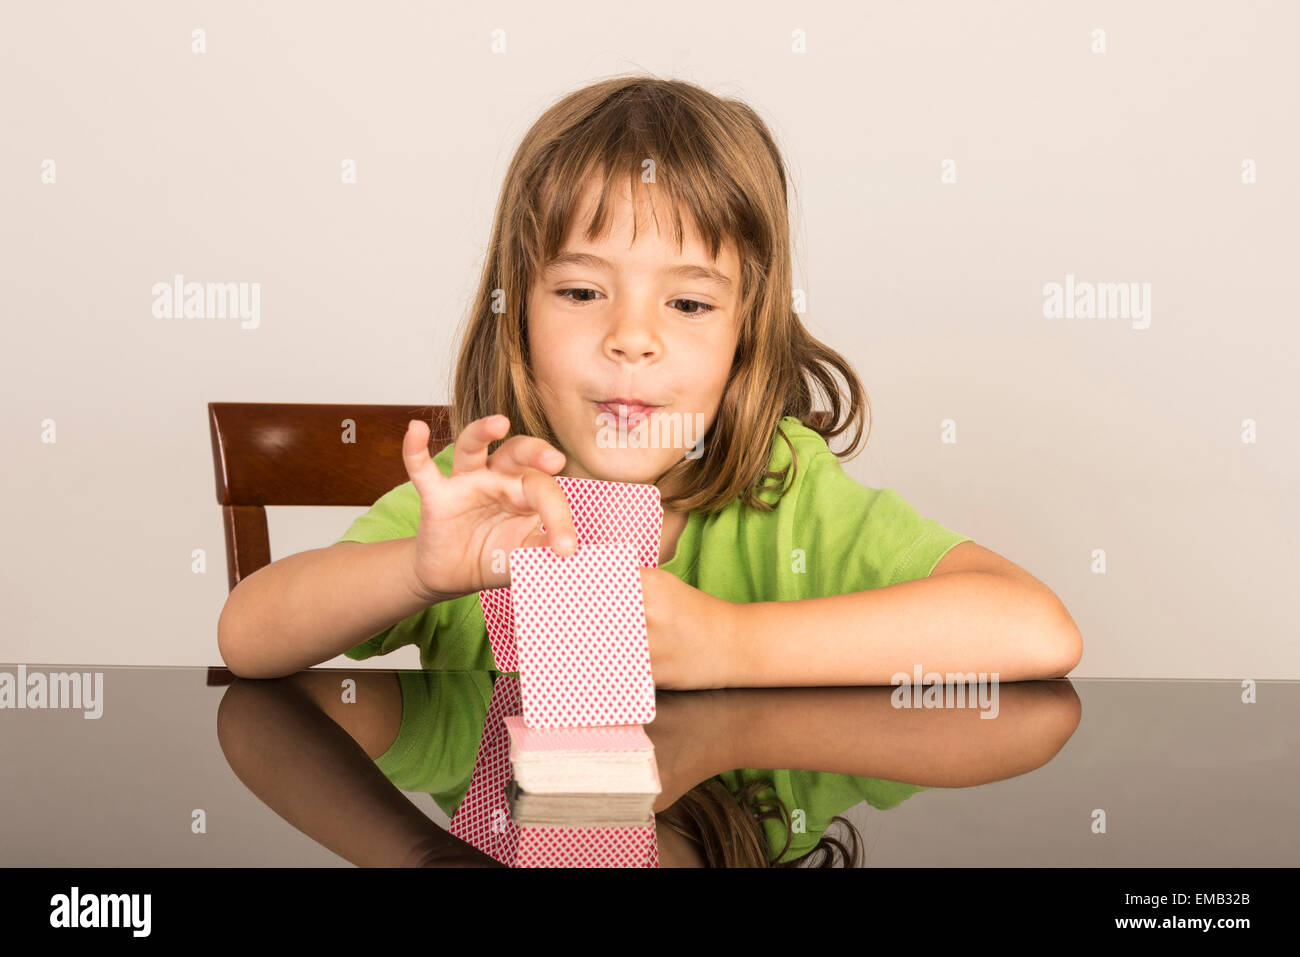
<box><xmin>447</xmin><ymin>675</ymin><xmax>659</xmax><ymax>867</ymax></box>
<box><xmin>503</xmin><ymin>715</ymin><xmax>660</xmax><ymax>827</ymax></box>
<box><xmin>480</xmin><ymin>476</ymin><xmax>663</xmax><ymax>673</ymax></box>
<box><xmin>509</xmin><ymin>541</ymin><xmax>656</xmax><ymax>729</ymax></box>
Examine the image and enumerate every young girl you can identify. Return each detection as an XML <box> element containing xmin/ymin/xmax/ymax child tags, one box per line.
<box><xmin>217</xmin><ymin>75</ymin><xmax>1082</xmax><ymax>865</ymax></box>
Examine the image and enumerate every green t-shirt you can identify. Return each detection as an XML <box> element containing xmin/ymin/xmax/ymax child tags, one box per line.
<box><xmin>334</xmin><ymin>415</ymin><xmax>973</xmax><ymax>670</ymax></box>
<box><xmin>377</xmin><ymin>669</ymin><xmax>932</xmax><ymax>864</ymax></box>
<box><xmin>343</xmin><ymin>414</ymin><xmax>972</xmax><ymax>862</ymax></box>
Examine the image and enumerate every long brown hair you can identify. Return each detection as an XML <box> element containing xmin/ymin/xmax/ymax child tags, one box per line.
<box><xmin>449</xmin><ymin>74</ymin><xmax>870</xmax><ymax>512</ymax></box>
<box><xmin>658</xmin><ymin>777</ymin><xmax>865</xmax><ymax>868</ymax></box>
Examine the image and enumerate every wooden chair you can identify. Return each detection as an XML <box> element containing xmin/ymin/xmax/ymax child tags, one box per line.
<box><xmin>207</xmin><ymin>402</ymin><xmax>452</xmax><ymax>684</ymax></box>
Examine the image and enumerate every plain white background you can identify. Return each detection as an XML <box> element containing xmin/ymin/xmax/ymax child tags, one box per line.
<box><xmin>2</xmin><ymin>0</ymin><xmax>1296</xmax><ymax>677</ymax></box>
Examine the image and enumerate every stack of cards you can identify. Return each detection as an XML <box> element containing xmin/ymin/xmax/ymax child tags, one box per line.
<box><xmin>479</xmin><ymin>476</ymin><xmax>664</xmax><ymax>673</ymax></box>
<box><xmin>503</xmin><ymin>715</ymin><xmax>660</xmax><ymax>827</ymax></box>
<box><xmin>459</xmin><ymin>476</ymin><xmax>666</xmax><ymax>864</ymax></box>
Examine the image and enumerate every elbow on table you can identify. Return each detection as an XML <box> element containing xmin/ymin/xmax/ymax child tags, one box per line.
<box><xmin>217</xmin><ymin>601</ymin><xmax>265</xmax><ymax>679</ymax></box>
<box><xmin>1041</xmin><ymin>598</ymin><xmax>1083</xmax><ymax>678</ymax></box>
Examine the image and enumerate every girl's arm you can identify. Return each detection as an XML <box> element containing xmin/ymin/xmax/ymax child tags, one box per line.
<box><xmin>217</xmin><ymin>415</ymin><xmax>574</xmax><ymax>680</ymax></box>
<box><xmin>723</xmin><ymin>542</ymin><xmax>1081</xmax><ymax>687</ymax></box>
<box><xmin>217</xmin><ymin>539</ymin><xmax>455</xmax><ymax>679</ymax></box>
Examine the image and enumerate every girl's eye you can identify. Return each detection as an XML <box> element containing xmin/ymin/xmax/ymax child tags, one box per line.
<box><xmin>556</xmin><ymin>288</ymin><xmax>603</xmax><ymax>305</ymax></box>
<box><xmin>670</xmin><ymin>298</ymin><xmax>715</xmax><ymax>316</ymax></box>
<box><xmin>554</xmin><ymin>288</ymin><xmax>715</xmax><ymax>316</ymax></box>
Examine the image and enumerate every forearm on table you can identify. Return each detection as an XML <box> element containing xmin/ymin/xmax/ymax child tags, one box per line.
<box><xmin>217</xmin><ymin>537</ymin><xmax>449</xmax><ymax>679</ymax></box>
<box><xmin>727</xmin><ymin>571</ymin><xmax>1081</xmax><ymax>687</ymax></box>
<box><xmin>712</xmin><ymin>682</ymin><xmax>1082</xmax><ymax>787</ymax></box>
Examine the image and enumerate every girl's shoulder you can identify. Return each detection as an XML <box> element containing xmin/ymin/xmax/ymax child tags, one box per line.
<box><xmin>772</xmin><ymin>414</ymin><xmax>828</xmax><ymax>446</ymax></box>
<box><xmin>769</xmin><ymin>413</ymin><xmax>833</xmax><ymax>458</ymax></box>
<box><xmin>754</xmin><ymin>415</ymin><xmax>840</xmax><ymax>503</ymax></box>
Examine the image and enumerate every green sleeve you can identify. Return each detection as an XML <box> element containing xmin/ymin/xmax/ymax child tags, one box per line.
<box><xmin>879</xmin><ymin>495</ymin><xmax>973</xmax><ymax>586</ymax></box>
<box><xmin>333</xmin><ymin>480</ymin><xmax>421</xmax><ymax>546</ymax></box>
<box><xmin>853</xmin><ymin>775</ymin><xmax>930</xmax><ymax>810</ymax></box>
<box><xmin>795</xmin><ymin>449</ymin><xmax>973</xmax><ymax>592</ymax></box>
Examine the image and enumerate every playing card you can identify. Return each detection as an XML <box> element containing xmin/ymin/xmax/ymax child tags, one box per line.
<box><xmin>480</xmin><ymin>589</ymin><xmax>516</xmax><ymax>670</ymax></box>
<box><xmin>480</xmin><ymin>477</ymin><xmax>663</xmax><ymax>672</ymax></box>
<box><xmin>545</xmin><ymin>476</ymin><xmax>665</xmax><ymax>568</ymax></box>
<box><xmin>448</xmin><ymin>675</ymin><xmax>659</xmax><ymax>867</ymax></box>
<box><xmin>509</xmin><ymin>541</ymin><xmax>656</xmax><ymax>729</ymax></box>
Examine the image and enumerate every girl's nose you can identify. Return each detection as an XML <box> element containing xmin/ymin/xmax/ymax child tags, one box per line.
<box><xmin>603</xmin><ymin>309</ymin><xmax>661</xmax><ymax>362</ymax></box>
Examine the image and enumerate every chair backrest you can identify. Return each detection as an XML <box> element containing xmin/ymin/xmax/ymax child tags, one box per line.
<box><xmin>208</xmin><ymin>402</ymin><xmax>453</xmax><ymax>591</ymax></box>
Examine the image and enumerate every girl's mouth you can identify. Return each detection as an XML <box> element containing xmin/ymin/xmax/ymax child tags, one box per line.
<box><xmin>594</xmin><ymin>400</ymin><xmax>658</xmax><ymax>420</ymax></box>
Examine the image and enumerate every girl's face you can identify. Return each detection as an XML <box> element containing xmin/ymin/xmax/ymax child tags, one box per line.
<box><xmin>526</xmin><ymin>178</ymin><xmax>742</xmax><ymax>486</ymax></box>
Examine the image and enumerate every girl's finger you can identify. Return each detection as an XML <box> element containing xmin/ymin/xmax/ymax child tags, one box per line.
<box><xmin>401</xmin><ymin>419</ymin><xmax>444</xmax><ymax>501</ymax></box>
<box><xmin>487</xmin><ymin>434</ymin><xmax>566</xmax><ymax>477</ymax></box>
<box><xmin>520</xmin><ymin>469</ymin><xmax>578</xmax><ymax>557</ymax></box>
<box><xmin>451</xmin><ymin>415</ymin><xmax>510</xmax><ymax>477</ymax></box>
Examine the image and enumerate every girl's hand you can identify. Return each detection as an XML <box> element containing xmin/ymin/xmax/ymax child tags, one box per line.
<box><xmin>639</xmin><ymin>566</ymin><xmax>738</xmax><ymax>691</ymax></box>
<box><xmin>402</xmin><ymin>415</ymin><xmax>577</xmax><ymax>602</ymax></box>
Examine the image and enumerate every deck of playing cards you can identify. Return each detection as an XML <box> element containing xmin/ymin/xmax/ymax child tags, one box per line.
<box><xmin>456</xmin><ymin>476</ymin><xmax>665</xmax><ymax>864</ymax></box>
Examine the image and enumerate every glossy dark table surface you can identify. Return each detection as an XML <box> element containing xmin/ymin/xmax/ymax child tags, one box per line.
<box><xmin>1</xmin><ymin>666</ymin><xmax>1295</xmax><ymax>867</ymax></box>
